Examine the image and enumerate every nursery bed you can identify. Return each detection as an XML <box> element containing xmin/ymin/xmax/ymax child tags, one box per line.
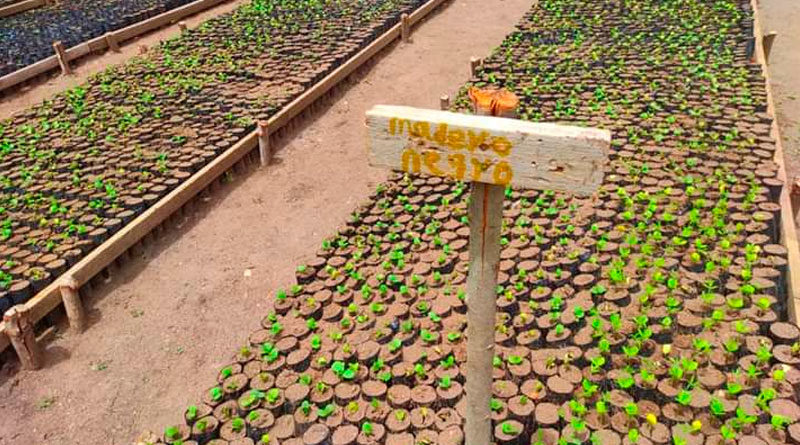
<box><xmin>0</xmin><ymin>0</ymin><xmax>208</xmax><ymax>75</ymax></box>
<box><xmin>141</xmin><ymin>0</ymin><xmax>800</xmax><ymax>444</ymax></box>
<box><xmin>0</xmin><ymin>0</ymin><xmax>447</xmax><ymax>353</ymax></box>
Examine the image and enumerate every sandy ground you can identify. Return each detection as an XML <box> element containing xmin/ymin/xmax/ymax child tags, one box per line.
<box><xmin>0</xmin><ymin>0</ymin><xmax>248</xmax><ymax>119</ymax></box>
<box><xmin>0</xmin><ymin>0</ymin><xmax>532</xmax><ymax>443</ymax></box>
<box><xmin>759</xmin><ymin>0</ymin><xmax>800</xmax><ymax>230</ymax></box>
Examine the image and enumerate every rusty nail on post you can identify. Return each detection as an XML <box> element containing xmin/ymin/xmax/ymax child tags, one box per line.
<box><xmin>470</xmin><ymin>56</ymin><xmax>482</xmax><ymax>77</ymax></box>
<box><xmin>440</xmin><ymin>94</ymin><xmax>450</xmax><ymax>111</ymax></box>
<box><xmin>401</xmin><ymin>13</ymin><xmax>410</xmax><ymax>43</ymax></box>
<box><xmin>4</xmin><ymin>305</ymin><xmax>43</xmax><ymax>370</ymax></box>
<box><xmin>257</xmin><ymin>121</ymin><xmax>271</xmax><ymax>167</ymax></box>
<box><xmin>59</xmin><ymin>276</ymin><xmax>85</xmax><ymax>332</ymax></box>
<box><xmin>52</xmin><ymin>41</ymin><xmax>72</xmax><ymax>75</ymax></box>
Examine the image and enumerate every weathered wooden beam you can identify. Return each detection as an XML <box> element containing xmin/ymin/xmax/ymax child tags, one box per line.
<box><xmin>3</xmin><ymin>306</ymin><xmax>42</xmax><ymax>370</ymax></box>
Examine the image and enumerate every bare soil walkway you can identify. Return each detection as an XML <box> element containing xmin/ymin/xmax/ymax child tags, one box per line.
<box><xmin>0</xmin><ymin>0</ymin><xmax>532</xmax><ymax>443</ymax></box>
<box><xmin>759</xmin><ymin>0</ymin><xmax>800</xmax><ymax>230</ymax></box>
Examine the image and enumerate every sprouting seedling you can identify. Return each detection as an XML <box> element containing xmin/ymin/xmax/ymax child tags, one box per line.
<box><xmin>624</xmin><ymin>402</ymin><xmax>638</xmax><ymax>418</ymax></box>
<box><xmin>501</xmin><ymin>421</ymin><xmax>519</xmax><ymax>435</ymax></box>
<box><xmin>490</xmin><ymin>398</ymin><xmax>503</xmax><ymax>412</ymax></box>
<box><xmin>209</xmin><ymin>387</ymin><xmax>223</xmax><ymax>401</ymax></box>
<box><xmin>628</xmin><ymin>428</ymin><xmax>639</xmax><ymax>443</ymax></box>
<box><xmin>709</xmin><ymin>398</ymin><xmax>725</xmax><ymax>417</ymax></box>
<box><xmin>220</xmin><ymin>366</ymin><xmax>233</xmax><ymax>379</ymax></box>
<box><xmin>300</xmin><ymin>400</ymin><xmax>312</xmax><ymax>416</ymax></box>
<box><xmin>231</xmin><ymin>417</ymin><xmax>245</xmax><ymax>432</ymax></box>
<box><xmin>260</xmin><ymin>434</ymin><xmax>271</xmax><ymax>444</ymax></box>
<box><xmin>310</xmin><ymin>335</ymin><xmax>321</xmax><ymax>350</ymax></box>
<box><xmin>165</xmin><ymin>426</ymin><xmax>180</xmax><ymax>440</ymax></box>
<box><xmin>726</xmin><ymin>381</ymin><xmax>743</xmax><ymax>396</ymax></box>
<box><xmin>394</xmin><ymin>410</ymin><xmax>406</xmax><ymax>421</ymax></box>
<box><xmin>361</xmin><ymin>422</ymin><xmax>373</xmax><ymax>436</ymax></box>
<box><xmin>675</xmin><ymin>390</ymin><xmax>692</xmax><ymax>407</ymax></box>
<box><xmin>771</xmin><ymin>414</ymin><xmax>791</xmax><ymax>430</ymax></box>
<box><xmin>186</xmin><ymin>405</ymin><xmax>198</xmax><ymax>421</ymax></box>
<box><xmin>508</xmin><ymin>355</ymin><xmax>523</xmax><ymax>366</ymax></box>
<box><xmin>266</xmin><ymin>388</ymin><xmax>280</xmax><ymax>404</ymax></box>
<box><xmin>439</xmin><ymin>376</ymin><xmax>452</xmax><ymax>389</ymax></box>
<box><xmin>317</xmin><ymin>404</ymin><xmax>335</xmax><ymax>418</ymax></box>
<box><xmin>388</xmin><ymin>339</ymin><xmax>402</xmax><ymax>353</ymax></box>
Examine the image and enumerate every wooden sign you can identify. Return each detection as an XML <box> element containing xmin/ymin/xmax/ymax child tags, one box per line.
<box><xmin>366</xmin><ymin>105</ymin><xmax>611</xmax><ymax>195</ymax></box>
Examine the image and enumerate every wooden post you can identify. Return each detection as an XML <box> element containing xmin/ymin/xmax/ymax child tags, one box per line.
<box><xmin>178</xmin><ymin>21</ymin><xmax>187</xmax><ymax>33</ymax></box>
<box><xmin>470</xmin><ymin>57</ymin><xmax>482</xmax><ymax>77</ymax></box>
<box><xmin>257</xmin><ymin>121</ymin><xmax>271</xmax><ymax>167</ymax></box>
<box><xmin>464</xmin><ymin>181</ymin><xmax>504</xmax><ymax>445</ymax></box>
<box><xmin>4</xmin><ymin>305</ymin><xmax>43</xmax><ymax>370</ymax></box>
<box><xmin>59</xmin><ymin>276</ymin><xmax>85</xmax><ymax>332</ymax></box>
<box><xmin>401</xmin><ymin>13</ymin><xmax>410</xmax><ymax>43</ymax></box>
<box><xmin>52</xmin><ymin>41</ymin><xmax>71</xmax><ymax>75</ymax></box>
<box><xmin>763</xmin><ymin>31</ymin><xmax>777</xmax><ymax>65</ymax></box>
<box><xmin>440</xmin><ymin>94</ymin><xmax>450</xmax><ymax>111</ymax></box>
<box><xmin>105</xmin><ymin>33</ymin><xmax>120</xmax><ymax>52</ymax></box>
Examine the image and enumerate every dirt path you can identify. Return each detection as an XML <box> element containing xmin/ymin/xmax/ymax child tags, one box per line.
<box><xmin>759</xmin><ymin>0</ymin><xmax>800</xmax><ymax>230</ymax></box>
<box><xmin>0</xmin><ymin>0</ymin><xmax>532</xmax><ymax>443</ymax></box>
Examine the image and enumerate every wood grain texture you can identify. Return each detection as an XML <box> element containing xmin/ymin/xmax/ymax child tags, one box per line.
<box><xmin>464</xmin><ymin>182</ymin><xmax>504</xmax><ymax>445</ymax></box>
<box><xmin>366</xmin><ymin>105</ymin><xmax>610</xmax><ymax>195</ymax></box>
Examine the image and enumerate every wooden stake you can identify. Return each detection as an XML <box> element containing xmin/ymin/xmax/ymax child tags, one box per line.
<box><xmin>257</xmin><ymin>121</ymin><xmax>271</xmax><ymax>167</ymax></box>
<box><xmin>401</xmin><ymin>13</ymin><xmax>410</xmax><ymax>43</ymax></box>
<box><xmin>465</xmin><ymin>181</ymin><xmax>504</xmax><ymax>445</ymax></box>
<box><xmin>440</xmin><ymin>94</ymin><xmax>450</xmax><ymax>111</ymax></box>
<box><xmin>178</xmin><ymin>21</ymin><xmax>187</xmax><ymax>32</ymax></box>
<box><xmin>52</xmin><ymin>41</ymin><xmax>71</xmax><ymax>75</ymax></box>
<box><xmin>763</xmin><ymin>31</ymin><xmax>777</xmax><ymax>65</ymax></box>
<box><xmin>470</xmin><ymin>56</ymin><xmax>482</xmax><ymax>77</ymax></box>
<box><xmin>59</xmin><ymin>276</ymin><xmax>85</xmax><ymax>332</ymax></box>
<box><xmin>105</xmin><ymin>33</ymin><xmax>120</xmax><ymax>52</ymax></box>
<box><xmin>464</xmin><ymin>90</ymin><xmax>511</xmax><ymax>445</ymax></box>
<box><xmin>4</xmin><ymin>305</ymin><xmax>43</xmax><ymax>370</ymax></box>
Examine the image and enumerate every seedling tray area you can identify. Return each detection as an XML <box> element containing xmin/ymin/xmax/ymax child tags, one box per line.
<box><xmin>147</xmin><ymin>0</ymin><xmax>800</xmax><ymax>444</ymax></box>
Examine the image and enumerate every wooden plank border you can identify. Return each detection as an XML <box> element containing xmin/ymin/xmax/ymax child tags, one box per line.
<box><xmin>0</xmin><ymin>0</ymin><xmax>450</xmax><ymax>357</ymax></box>
<box><xmin>0</xmin><ymin>0</ymin><xmax>229</xmax><ymax>92</ymax></box>
<box><xmin>750</xmin><ymin>0</ymin><xmax>800</xmax><ymax>324</ymax></box>
<box><xmin>0</xmin><ymin>0</ymin><xmax>44</xmax><ymax>18</ymax></box>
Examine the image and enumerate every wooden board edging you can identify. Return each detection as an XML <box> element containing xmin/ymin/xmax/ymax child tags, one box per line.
<box><xmin>0</xmin><ymin>0</ymin><xmax>44</xmax><ymax>18</ymax></box>
<box><xmin>750</xmin><ymin>0</ymin><xmax>800</xmax><ymax>324</ymax></box>
<box><xmin>0</xmin><ymin>0</ymin><xmax>450</xmax><ymax>357</ymax></box>
<box><xmin>0</xmin><ymin>0</ymin><xmax>229</xmax><ymax>92</ymax></box>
